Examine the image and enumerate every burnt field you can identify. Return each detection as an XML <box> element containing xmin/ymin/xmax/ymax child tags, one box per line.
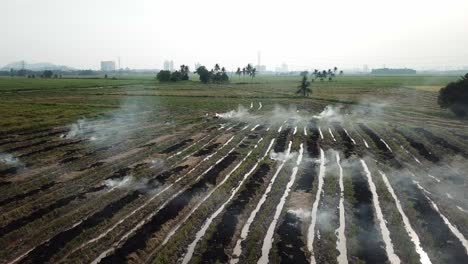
<box><xmin>0</xmin><ymin>76</ymin><xmax>467</xmax><ymax>264</ymax></box>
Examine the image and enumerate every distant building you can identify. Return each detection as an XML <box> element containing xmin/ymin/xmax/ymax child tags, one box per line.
<box><xmin>256</xmin><ymin>65</ymin><xmax>267</xmax><ymax>72</ymax></box>
<box><xmin>275</xmin><ymin>63</ymin><xmax>288</xmax><ymax>72</ymax></box>
<box><xmin>371</xmin><ymin>68</ymin><xmax>416</xmax><ymax>74</ymax></box>
<box><xmin>363</xmin><ymin>64</ymin><xmax>369</xmax><ymax>73</ymax></box>
<box><xmin>100</xmin><ymin>61</ymin><xmax>116</xmax><ymax>72</ymax></box>
<box><xmin>163</xmin><ymin>60</ymin><xmax>174</xmax><ymax>71</ymax></box>
<box><xmin>255</xmin><ymin>51</ymin><xmax>266</xmax><ymax>72</ymax></box>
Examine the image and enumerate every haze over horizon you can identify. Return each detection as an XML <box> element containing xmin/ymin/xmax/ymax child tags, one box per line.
<box><xmin>2</xmin><ymin>0</ymin><xmax>468</xmax><ymax>71</ymax></box>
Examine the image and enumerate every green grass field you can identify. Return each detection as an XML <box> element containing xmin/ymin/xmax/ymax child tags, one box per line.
<box><xmin>0</xmin><ymin>74</ymin><xmax>463</xmax><ymax>134</ymax></box>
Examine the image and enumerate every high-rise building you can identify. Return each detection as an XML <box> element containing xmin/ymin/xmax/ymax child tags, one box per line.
<box><xmin>255</xmin><ymin>51</ymin><xmax>266</xmax><ymax>72</ymax></box>
<box><xmin>100</xmin><ymin>61</ymin><xmax>116</xmax><ymax>72</ymax></box>
<box><xmin>163</xmin><ymin>60</ymin><xmax>174</xmax><ymax>71</ymax></box>
<box><xmin>275</xmin><ymin>63</ymin><xmax>288</xmax><ymax>72</ymax></box>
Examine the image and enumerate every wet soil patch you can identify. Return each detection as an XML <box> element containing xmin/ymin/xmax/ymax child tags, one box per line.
<box><xmin>200</xmin><ymin>163</ymin><xmax>271</xmax><ymax>263</ymax></box>
<box><xmin>274</xmin><ymin>128</ymin><xmax>291</xmax><ymax>153</ymax></box>
<box><xmin>160</xmin><ymin>139</ymin><xmax>193</xmax><ymax>154</ymax></box>
<box><xmin>415</xmin><ymin>128</ymin><xmax>468</xmax><ymax>158</ymax></box>
<box><xmin>397</xmin><ymin>177</ymin><xmax>468</xmax><ymax>263</ymax></box>
<box><xmin>0</xmin><ymin>182</ymin><xmax>55</xmax><ymax>207</ymax></box>
<box><xmin>194</xmin><ymin>143</ymin><xmax>221</xmax><ymax>157</ymax></box>
<box><xmin>395</xmin><ymin>129</ymin><xmax>440</xmax><ymax>163</ymax></box>
<box><xmin>348</xmin><ymin>164</ymin><xmax>388</xmax><ymax>263</ymax></box>
<box><xmin>20</xmin><ymin>191</ymin><xmax>142</xmax><ymax>264</ymax></box>
<box><xmin>276</xmin><ymin>212</ymin><xmax>308</xmax><ymax>263</ymax></box>
<box><xmin>100</xmin><ymin>151</ymin><xmax>240</xmax><ymax>263</ymax></box>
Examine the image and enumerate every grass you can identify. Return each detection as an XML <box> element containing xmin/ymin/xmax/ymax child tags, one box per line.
<box><xmin>0</xmin><ymin>74</ymin><xmax>463</xmax><ymax>135</ymax></box>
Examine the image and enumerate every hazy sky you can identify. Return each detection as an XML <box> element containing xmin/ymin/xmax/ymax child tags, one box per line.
<box><xmin>2</xmin><ymin>0</ymin><xmax>468</xmax><ymax>71</ymax></box>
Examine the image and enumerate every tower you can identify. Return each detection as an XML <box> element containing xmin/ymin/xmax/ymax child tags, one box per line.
<box><xmin>257</xmin><ymin>51</ymin><xmax>261</xmax><ymax>67</ymax></box>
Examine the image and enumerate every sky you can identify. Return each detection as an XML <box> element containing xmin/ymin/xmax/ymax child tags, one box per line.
<box><xmin>1</xmin><ymin>0</ymin><xmax>468</xmax><ymax>71</ymax></box>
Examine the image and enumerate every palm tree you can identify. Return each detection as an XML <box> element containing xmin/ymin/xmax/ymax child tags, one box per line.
<box><xmin>214</xmin><ymin>64</ymin><xmax>220</xmax><ymax>72</ymax></box>
<box><xmin>251</xmin><ymin>68</ymin><xmax>256</xmax><ymax>79</ymax></box>
<box><xmin>297</xmin><ymin>76</ymin><xmax>311</xmax><ymax>97</ymax></box>
<box><xmin>236</xmin><ymin>67</ymin><xmax>241</xmax><ymax>79</ymax></box>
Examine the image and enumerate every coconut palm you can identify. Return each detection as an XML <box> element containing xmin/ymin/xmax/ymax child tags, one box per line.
<box><xmin>297</xmin><ymin>75</ymin><xmax>311</xmax><ymax>97</ymax></box>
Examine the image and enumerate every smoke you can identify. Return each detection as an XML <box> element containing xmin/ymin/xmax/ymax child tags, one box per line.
<box><xmin>269</xmin><ymin>149</ymin><xmax>297</xmax><ymax>162</ymax></box>
<box><xmin>215</xmin><ymin>105</ymin><xmax>251</xmax><ymax>119</ymax></box>
<box><xmin>105</xmin><ymin>175</ymin><xmax>134</xmax><ymax>189</ymax></box>
<box><xmin>312</xmin><ymin>101</ymin><xmax>390</xmax><ymax>127</ymax></box>
<box><xmin>215</xmin><ymin>104</ymin><xmax>311</xmax><ymax>127</ymax></box>
<box><xmin>0</xmin><ymin>153</ymin><xmax>22</xmax><ymax>166</ymax></box>
<box><xmin>104</xmin><ymin>175</ymin><xmax>150</xmax><ymax>190</ymax></box>
<box><xmin>60</xmin><ymin>97</ymin><xmax>157</xmax><ymax>145</ymax></box>
<box><xmin>150</xmin><ymin>159</ymin><xmax>165</xmax><ymax>169</ymax></box>
<box><xmin>0</xmin><ymin>153</ymin><xmax>19</xmax><ymax>165</ymax></box>
<box><xmin>288</xmin><ymin>208</ymin><xmax>311</xmax><ymax>220</ymax></box>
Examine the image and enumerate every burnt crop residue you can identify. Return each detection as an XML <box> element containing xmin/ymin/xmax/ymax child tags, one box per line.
<box><xmin>395</xmin><ymin>129</ymin><xmax>440</xmax><ymax>163</ymax></box>
<box><xmin>348</xmin><ymin>163</ymin><xmax>388</xmax><ymax>263</ymax></box>
<box><xmin>274</xmin><ymin>128</ymin><xmax>291</xmax><ymax>153</ymax></box>
<box><xmin>20</xmin><ymin>191</ymin><xmax>142</xmax><ymax>263</ymax></box>
<box><xmin>0</xmin><ymin>167</ymin><xmax>18</xmax><ymax>177</ymax></box>
<box><xmin>0</xmin><ymin>181</ymin><xmax>11</xmax><ymax>187</ymax></box>
<box><xmin>276</xmin><ymin>212</ymin><xmax>308</xmax><ymax>263</ymax></box>
<box><xmin>147</xmin><ymin>165</ymin><xmax>189</xmax><ymax>186</ymax></box>
<box><xmin>0</xmin><ymin>193</ymin><xmax>87</xmax><ymax>238</ymax></box>
<box><xmin>18</xmin><ymin>140</ymin><xmax>83</xmax><ymax>158</ymax></box>
<box><xmin>6</xmin><ymin>140</ymin><xmax>49</xmax><ymax>153</ymax></box>
<box><xmin>194</xmin><ymin>143</ymin><xmax>220</xmax><ymax>157</ymax></box>
<box><xmin>334</xmin><ymin>124</ymin><xmax>355</xmax><ymax>158</ymax></box>
<box><xmin>100</xmin><ymin>151</ymin><xmax>240</xmax><ymax>263</ymax></box>
<box><xmin>0</xmin><ymin>185</ymin><xmax>105</xmax><ymax>238</ymax></box>
<box><xmin>77</xmin><ymin>161</ymin><xmax>106</xmax><ymax>172</ymax></box>
<box><xmin>160</xmin><ymin>139</ymin><xmax>193</xmax><ymax>154</ymax></box>
<box><xmin>398</xmin><ymin>177</ymin><xmax>468</xmax><ymax>263</ymax></box>
<box><xmin>414</xmin><ymin>128</ymin><xmax>468</xmax><ymax>158</ymax></box>
<box><xmin>296</xmin><ymin>126</ymin><xmax>319</xmax><ymax>192</ymax></box>
<box><xmin>200</xmin><ymin>163</ymin><xmax>271</xmax><ymax>263</ymax></box>
<box><xmin>359</xmin><ymin>124</ymin><xmax>392</xmax><ymax>158</ymax></box>
<box><xmin>0</xmin><ymin>182</ymin><xmax>55</xmax><ymax>207</ymax></box>
<box><xmin>105</xmin><ymin>167</ymin><xmax>132</xmax><ymax>181</ymax></box>
<box><xmin>59</xmin><ymin>156</ymin><xmax>81</xmax><ymax>164</ymax></box>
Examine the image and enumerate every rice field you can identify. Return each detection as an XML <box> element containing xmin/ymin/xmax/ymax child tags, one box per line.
<box><xmin>0</xmin><ymin>75</ymin><xmax>467</xmax><ymax>264</ymax></box>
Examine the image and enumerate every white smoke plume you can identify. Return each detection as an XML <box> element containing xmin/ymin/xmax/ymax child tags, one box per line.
<box><xmin>0</xmin><ymin>153</ymin><xmax>21</xmax><ymax>166</ymax></box>
<box><xmin>60</xmin><ymin>97</ymin><xmax>156</xmax><ymax>144</ymax></box>
<box><xmin>216</xmin><ymin>104</ymin><xmax>311</xmax><ymax>127</ymax></box>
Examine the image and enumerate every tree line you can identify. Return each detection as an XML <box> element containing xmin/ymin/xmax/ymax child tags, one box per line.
<box><xmin>157</xmin><ymin>63</ymin><xmax>258</xmax><ymax>84</ymax></box>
